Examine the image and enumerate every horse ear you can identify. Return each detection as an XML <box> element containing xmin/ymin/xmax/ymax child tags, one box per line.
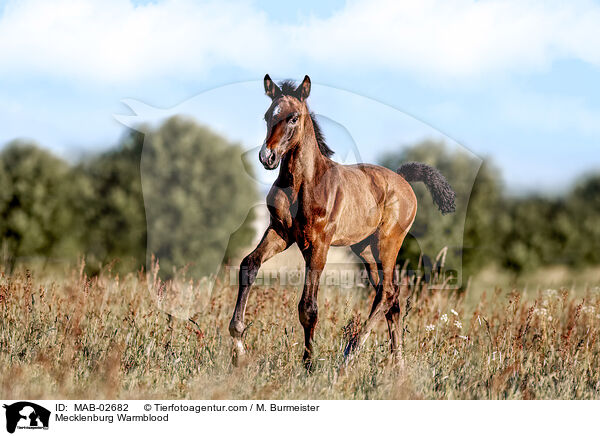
<box><xmin>264</xmin><ymin>74</ymin><xmax>281</xmax><ymax>99</ymax></box>
<box><xmin>295</xmin><ymin>75</ymin><xmax>311</xmax><ymax>101</ymax></box>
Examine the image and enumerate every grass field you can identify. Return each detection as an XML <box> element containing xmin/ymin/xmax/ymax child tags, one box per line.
<box><xmin>1</xmin><ymin>260</ymin><xmax>600</xmax><ymax>400</ymax></box>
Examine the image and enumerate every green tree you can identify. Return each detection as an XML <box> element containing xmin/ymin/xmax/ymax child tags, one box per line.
<box><xmin>563</xmin><ymin>174</ymin><xmax>600</xmax><ymax>266</ymax></box>
<box><xmin>0</xmin><ymin>157</ymin><xmax>11</xmax><ymax>235</ymax></box>
<box><xmin>380</xmin><ymin>140</ymin><xmax>503</xmax><ymax>279</ymax></box>
<box><xmin>139</xmin><ymin>116</ymin><xmax>258</xmax><ymax>278</ymax></box>
<box><xmin>498</xmin><ymin>196</ymin><xmax>569</xmax><ymax>271</ymax></box>
<box><xmin>462</xmin><ymin>160</ymin><xmax>506</xmax><ymax>273</ymax></box>
<box><xmin>0</xmin><ymin>141</ymin><xmax>78</xmax><ymax>268</ymax></box>
<box><xmin>76</xmin><ymin>130</ymin><xmax>147</xmax><ymax>272</ymax></box>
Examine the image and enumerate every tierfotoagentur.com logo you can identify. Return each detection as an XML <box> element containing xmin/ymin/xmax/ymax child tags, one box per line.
<box><xmin>2</xmin><ymin>402</ymin><xmax>50</xmax><ymax>434</ymax></box>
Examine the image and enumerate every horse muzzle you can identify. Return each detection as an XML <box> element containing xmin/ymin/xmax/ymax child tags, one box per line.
<box><xmin>259</xmin><ymin>146</ymin><xmax>280</xmax><ymax>170</ymax></box>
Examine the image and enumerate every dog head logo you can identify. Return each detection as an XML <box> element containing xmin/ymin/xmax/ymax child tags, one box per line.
<box><xmin>3</xmin><ymin>402</ymin><xmax>50</xmax><ymax>434</ymax></box>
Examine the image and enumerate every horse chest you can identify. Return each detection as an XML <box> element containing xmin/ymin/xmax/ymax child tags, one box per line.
<box><xmin>267</xmin><ymin>190</ymin><xmax>329</xmax><ymax>247</ymax></box>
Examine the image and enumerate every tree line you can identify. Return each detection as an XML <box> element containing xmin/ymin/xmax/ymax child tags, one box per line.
<box><xmin>0</xmin><ymin>116</ymin><xmax>258</xmax><ymax>277</ymax></box>
<box><xmin>380</xmin><ymin>140</ymin><xmax>600</xmax><ymax>276</ymax></box>
<box><xmin>0</xmin><ymin>119</ymin><xmax>598</xmax><ymax>278</ymax></box>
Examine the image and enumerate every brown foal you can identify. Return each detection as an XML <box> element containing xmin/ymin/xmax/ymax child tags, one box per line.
<box><xmin>229</xmin><ymin>75</ymin><xmax>455</xmax><ymax>367</ymax></box>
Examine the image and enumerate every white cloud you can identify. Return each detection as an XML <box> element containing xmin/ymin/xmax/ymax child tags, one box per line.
<box><xmin>295</xmin><ymin>0</ymin><xmax>600</xmax><ymax>77</ymax></box>
<box><xmin>0</xmin><ymin>0</ymin><xmax>275</xmax><ymax>82</ymax></box>
<box><xmin>1</xmin><ymin>0</ymin><xmax>600</xmax><ymax>83</ymax></box>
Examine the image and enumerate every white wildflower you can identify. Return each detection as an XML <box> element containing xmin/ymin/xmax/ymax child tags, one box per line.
<box><xmin>450</xmin><ymin>309</ymin><xmax>459</xmax><ymax>316</ymax></box>
<box><xmin>441</xmin><ymin>313</ymin><xmax>449</xmax><ymax>323</ymax></box>
<box><xmin>454</xmin><ymin>320</ymin><xmax>462</xmax><ymax>329</ymax></box>
<box><xmin>425</xmin><ymin>324</ymin><xmax>435</xmax><ymax>333</ymax></box>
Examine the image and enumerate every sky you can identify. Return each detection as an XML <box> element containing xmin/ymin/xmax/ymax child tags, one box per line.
<box><xmin>0</xmin><ymin>0</ymin><xmax>599</xmax><ymax>193</ymax></box>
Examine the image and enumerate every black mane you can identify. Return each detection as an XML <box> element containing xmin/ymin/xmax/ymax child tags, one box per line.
<box><xmin>279</xmin><ymin>80</ymin><xmax>334</xmax><ymax>158</ymax></box>
<box><xmin>279</xmin><ymin>79</ymin><xmax>298</xmax><ymax>96</ymax></box>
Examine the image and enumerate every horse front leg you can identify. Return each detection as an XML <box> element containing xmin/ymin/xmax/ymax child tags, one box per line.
<box><xmin>299</xmin><ymin>243</ymin><xmax>329</xmax><ymax>370</ymax></box>
<box><xmin>229</xmin><ymin>226</ymin><xmax>288</xmax><ymax>365</ymax></box>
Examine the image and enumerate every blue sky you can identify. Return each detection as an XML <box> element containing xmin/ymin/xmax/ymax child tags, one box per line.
<box><xmin>0</xmin><ymin>0</ymin><xmax>599</xmax><ymax>193</ymax></box>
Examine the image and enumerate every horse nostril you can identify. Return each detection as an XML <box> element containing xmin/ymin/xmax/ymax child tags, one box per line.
<box><xmin>268</xmin><ymin>154</ymin><xmax>276</xmax><ymax>165</ymax></box>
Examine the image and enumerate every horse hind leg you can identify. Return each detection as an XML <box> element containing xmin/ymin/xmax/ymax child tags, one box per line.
<box><xmin>350</xmin><ymin>238</ymin><xmax>380</xmax><ymax>290</ymax></box>
<box><xmin>385</xmin><ymin>269</ymin><xmax>407</xmax><ymax>361</ymax></box>
<box><xmin>346</xmin><ymin>240</ymin><xmax>380</xmax><ymax>355</ymax></box>
<box><xmin>383</xmin><ymin>229</ymin><xmax>411</xmax><ymax>361</ymax></box>
<box><xmin>347</xmin><ymin>229</ymin><xmax>409</xmax><ymax>361</ymax></box>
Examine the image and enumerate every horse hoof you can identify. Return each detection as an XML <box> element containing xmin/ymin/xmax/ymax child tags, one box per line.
<box><xmin>303</xmin><ymin>351</ymin><xmax>314</xmax><ymax>373</ymax></box>
<box><xmin>387</xmin><ymin>351</ymin><xmax>404</xmax><ymax>367</ymax></box>
<box><xmin>343</xmin><ymin>337</ymin><xmax>358</xmax><ymax>358</ymax></box>
<box><xmin>232</xmin><ymin>339</ymin><xmax>247</xmax><ymax>367</ymax></box>
<box><xmin>232</xmin><ymin>351</ymin><xmax>248</xmax><ymax>367</ymax></box>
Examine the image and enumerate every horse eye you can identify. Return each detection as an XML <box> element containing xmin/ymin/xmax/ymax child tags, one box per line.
<box><xmin>289</xmin><ymin>114</ymin><xmax>299</xmax><ymax>124</ymax></box>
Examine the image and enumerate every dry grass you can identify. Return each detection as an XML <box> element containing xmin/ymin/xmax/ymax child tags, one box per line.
<box><xmin>1</xmin><ymin>261</ymin><xmax>600</xmax><ymax>400</ymax></box>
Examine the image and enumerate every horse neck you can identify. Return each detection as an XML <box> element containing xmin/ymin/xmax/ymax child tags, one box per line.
<box><xmin>279</xmin><ymin>117</ymin><xmax>328</xmax><ymax>193</ymax></box>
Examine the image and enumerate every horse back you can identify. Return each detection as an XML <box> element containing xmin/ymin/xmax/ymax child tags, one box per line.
<box><xmin>328</xmin><ymin>163</ymin><xmax>416</xmax><ymax>245</ymax></box>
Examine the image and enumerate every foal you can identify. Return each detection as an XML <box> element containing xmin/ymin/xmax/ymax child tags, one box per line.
<box><xmin>229</xmin><ymin>75</ymin><xmax>455</xmax><ymax>367</ymax></box>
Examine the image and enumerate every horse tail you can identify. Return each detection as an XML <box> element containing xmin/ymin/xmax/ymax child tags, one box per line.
<box><xmin>397</xmin><ymin>162</ymin><xmax>456</xmax><ymax>215</ymax></box>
